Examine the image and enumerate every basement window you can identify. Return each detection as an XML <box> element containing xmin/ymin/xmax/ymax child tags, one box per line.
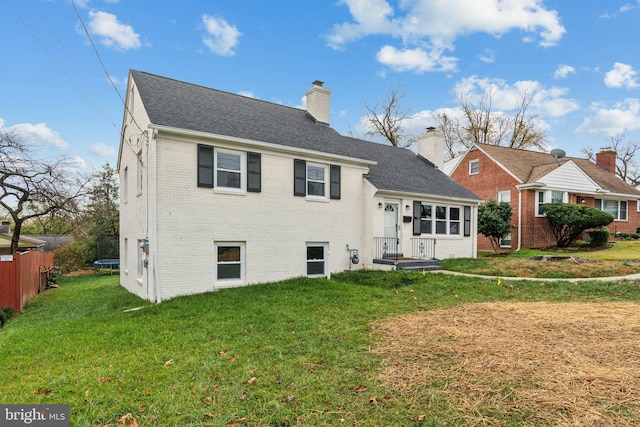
<box><xmin>215</xmin><ymin>242</ymin><xmax>245</xmax><ymax>281</ymax></box>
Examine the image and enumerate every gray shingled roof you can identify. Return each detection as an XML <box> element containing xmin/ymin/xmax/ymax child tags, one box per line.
<box><xmin>476</xmin><ymin>143</ymin><xmax>640</xmax><ymax>196</ymax></box>
<box><xmin>131</xmin><ymin>70</ymin><xmax>480</xmax><ymax>201</ymax></box>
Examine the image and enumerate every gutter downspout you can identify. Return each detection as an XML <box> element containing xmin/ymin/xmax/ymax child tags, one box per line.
<box><xmin>517</xmin><ymin>188</ymin><xmax>522</xmax><ymax>251</ymax></box>
<box><xmin>151</xmin><ymin>129</ymin><xmax>161</xmax><ymax>303</ymax></box>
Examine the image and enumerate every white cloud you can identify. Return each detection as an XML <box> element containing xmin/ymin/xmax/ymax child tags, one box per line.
<box><xmin>6</xmin><ymin>122</ymin><xmax>69</xmax><ymax>150</ymax></box>
<box><xmin>479</xmin><ymin>49</ymin><xmax>496</xmax><ymax>64</ymax></box>
<box><xmin>238</xmin><ymin>91</ymin><xmax>255</xmax><ymax>98</ymax></box>
<box><xmin>87</xmin><ymin>11</ymin><xmax>141</xmax><ymax>51</ymax></box>
<box><xmin>453</xmin><ymin>76</ymin><xmax>579</xmax><ymax>118</ymax></box>
<box><xmin>328</xmin><ymin>0</ymin><xmax>565</xmax><ymax>72</ymax></box>
<box><xmin>577</xmin><ymin>98</ymin><xmax>640</xmax><ymax>136</ymax></box>
<box><xmin>554</xmin><ymin>64</ymin><xmax>576</xmax><ymax>79</ymax></box>
<box><xmin>201</xmin><ymin>15</ymin><xmax>241</xmax><ymax>56</ymax></box>
<box><xmin>89</xmin><ymin>143</ymin><xmax>118</xmax><ymax>157</ymax></box>
<box><xmin>620</xmin><ymin>1</ymin><xmax>640</xmax><ymax>13</ymax></box>
<box><xmin>604</xmin><ymin>62</ymin><xmax>639</xmax><ymax>89</ymax></box>
<box><xmin>376</xmin><ymin>45</ymin><xmax>457</xmax><ymax>73</ymax></box>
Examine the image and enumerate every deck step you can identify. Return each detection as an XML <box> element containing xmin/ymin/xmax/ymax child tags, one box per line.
<box><xmin>395</xmin><ymin>259</ymin><xmax>442</xmax><ymax>271</ymax></box>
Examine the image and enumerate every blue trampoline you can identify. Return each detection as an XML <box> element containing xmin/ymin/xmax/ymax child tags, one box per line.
<box><xmin>93</xmin><ymin>259</ymin><xmax>120</xmax><ymax>273</ymax></box>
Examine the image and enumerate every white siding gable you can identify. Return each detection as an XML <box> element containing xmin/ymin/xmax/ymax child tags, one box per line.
<box><xmin>538</xmin><ymin>160</ymin><xmax>600</xmax><ymax>192</ymax></box>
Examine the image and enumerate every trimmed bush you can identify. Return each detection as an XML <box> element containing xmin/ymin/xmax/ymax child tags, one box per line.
<box><xmin>589</xmin><ymin>228</ymin><xmax>610</xmax><ymax>247</ymax></box>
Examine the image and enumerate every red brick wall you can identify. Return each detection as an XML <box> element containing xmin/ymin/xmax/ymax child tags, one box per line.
<box><xmin>450</xmin><ymin>149</ymin><xmax>520</xmax><ymax>251</ymax></box>
<box><xmin>450</xmin><ymin>149</ymin><xmax>640</xmax><ymax>250</ymax></box>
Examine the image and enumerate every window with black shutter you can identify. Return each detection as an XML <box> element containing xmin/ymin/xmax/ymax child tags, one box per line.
<box><xmin>247</xmin><ymin>152</ymin><xmax>261</xmax><ymax>192</ymax></box>
<box><xmin>464</xmin><ymin>206</ymin><xmax>471</xmax><ymax>236</ymax></box>
<box><xmin>197</xmin><ymin>144</ymin><xmax>214</xmax><ymax>188</ymax></box>
<box><xmin>330</xmin><ymin>165</ymin><xmax>341</xmax><ymax>199</ymax></box>
<box><xmin>294</xmin><ymin>159</ymin><xmax>306</xmax><ymax>196</ymax></box>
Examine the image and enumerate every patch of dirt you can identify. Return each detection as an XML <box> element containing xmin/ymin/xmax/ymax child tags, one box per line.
<box><xmin>372</xmin><ymin>302</ymin><xmax>640</xmax><ymax>426</ymax></box>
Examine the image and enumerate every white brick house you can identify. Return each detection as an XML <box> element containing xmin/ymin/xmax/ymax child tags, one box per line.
<box><xmin>118</xmin><ymin>71</ymin><xmax>480</xmax><ymax>301</ymax></box>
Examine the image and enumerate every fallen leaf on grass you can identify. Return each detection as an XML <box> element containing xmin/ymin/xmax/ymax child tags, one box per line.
<box><xmin>164</xmin><ymin>359</ymin><xmax>174</xmax><ymax>366</ymax></box>
<box><xmin>117</xmin><ymin>413</ymin><xmax>139</xmax><ymax>427</ymax></box>
<box><xmin>353</xmin><ymin>385</ymin><xmax>367</xmax><ymax>393</ymax></box>
<box><xmin>229</xmin><ymin>355</ymin><xmax>237</xmax><ymax>362</ymax></box>
<box><xmin>98</xmin><ymin>377</ymin><xmax>111</xmax><ymax>383</ymax></box>
<box><xmin>369</xmin><ymin>397</ymin><xmax>379</xmax><ymax>404</ymax></box>
<box><xmin>202</xmin><ymin>396</ymin><xmax>213</xmax><ymax>404</ymax></box>
<box><xmin>219</xmin><ymin>350</ymin><xmax>228</xmax><ymax>357</ymax></box>
<box><xmin>247</xmin><ymin>377</ymin><xmax>257</xmax><ymax>385</ymax></box>
<box><xmin>34</xmin><ymin>388</ymin><xmax>52</xmax><ymax>395</ymax></box>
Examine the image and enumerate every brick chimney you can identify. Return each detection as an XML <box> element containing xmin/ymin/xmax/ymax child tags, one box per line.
<box><xmin>305</xmin><ymin>80</ymin><xmax>330</xmax><ymax>125</ymax></box>
<box><xmin>596</xmin><ymin>147</ymin><xmax>616</xmax><ymax>174</ymax></box>
<box><xmin>417</xmin><ymin>127</ymin><xmax>444</xmax><ymax>170</ymax></box>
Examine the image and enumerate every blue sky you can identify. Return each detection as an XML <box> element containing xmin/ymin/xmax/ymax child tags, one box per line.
<box><xmin>1</xmin><ymin>0</ymin><xmax>639</xmax><ymax>171</ymax></box>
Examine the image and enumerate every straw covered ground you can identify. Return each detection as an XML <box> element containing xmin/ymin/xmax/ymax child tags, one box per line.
<box><xmin>372</xmin><ymin>302</ymin><xmax>640</xmax><ymax>426</ymax></box>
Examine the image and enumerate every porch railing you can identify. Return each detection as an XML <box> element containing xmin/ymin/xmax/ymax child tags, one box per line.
<box><xmin>373</xmin><ymin>237</ymin><xmax>401</xmax><ymax>260</ymax></box>
<box><xmin>410</xmin><ymin>238</ymin><xmax>436</xmax><ymax>259</ymax></box>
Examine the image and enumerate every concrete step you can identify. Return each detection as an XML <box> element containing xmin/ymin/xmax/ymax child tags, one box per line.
<box><xmin>396</xmin><ymin>260</ymin><xmax>442</xmax><ymax>271</ymax></box>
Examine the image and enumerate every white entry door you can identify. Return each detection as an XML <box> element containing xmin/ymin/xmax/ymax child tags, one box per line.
<box><xmin>384</xmin><ymin>203</ymin><xmax>399</xmax><ymax>239</ymax></box>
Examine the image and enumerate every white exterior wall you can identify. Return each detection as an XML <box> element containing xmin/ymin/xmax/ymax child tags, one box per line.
<box><xmin>149</xmin><ymin>134</ymin><xmax>368</xmax><ymax>300</ymax></box>
<box><xmin>540</xmin><ymin>161</ymin><xmax>599</xmax><ymax>193</ymax></box>
<box><xmin>119</xmin><ymin>79</ymin><xmax>155</xmax><ymax>300</ymax></box>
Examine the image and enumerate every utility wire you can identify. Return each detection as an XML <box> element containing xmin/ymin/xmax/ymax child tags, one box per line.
<box><xmin>5</xmin><ymin>0</ymin><xmax>120</xmax><ymax>134</ymax></box>
<box><xmin>69</xmin><ymin>0</ymin><xmax>145</xmax><ymax>136</ymax></box>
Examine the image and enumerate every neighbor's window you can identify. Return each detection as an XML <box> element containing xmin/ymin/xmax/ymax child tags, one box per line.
<box><xmin>215</xmin><ymin>243</ymin><xmax>245</xmax><ymax>281</ymax></box>
<box><xmin>306</xmin><ymin>243</ymin><xmax>328</xmax><ymax>276</ymax></box>
<box><xmin>536</xmin><ymin>190</ymin><xmax>567</xmax><ymax>216</ymax></box>
<box><xmin>469</xmin><ymin>159</ymin><xmax>479</xmax><ymax>175</ymax></box>
<box><xmin>498</xmin><ymin>190</ymin><xmax>510</xmax><ymax>204</ymax></box>
<box><xmin>595</xmin><ymin>199</ymin><xmax>628</xmax><ymax>221</ymax></box>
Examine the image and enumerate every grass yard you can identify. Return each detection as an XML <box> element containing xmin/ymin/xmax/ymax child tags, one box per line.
<box><xmin>440</xmin><ymin>241</ymin><xmax>640</xmax><ymax>278</ymax></box>
<box><xmin>2</xmin><ymin>270</ymin><xmax>640</xmax><ymax>426</ymax></box>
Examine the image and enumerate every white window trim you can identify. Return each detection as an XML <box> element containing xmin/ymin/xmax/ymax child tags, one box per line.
<box><xmin>498</xmin><ymin>190</ymin><xmax>511</xmax><ymax>203</ymax></box>
<box><xmin>123</xmin><ymin>166</ymin><xmax>129</xmax><ymax>203</ymax></box>
<box><xmin>306</xmin><ymin>163</ymin><xmax>328</xmax><ymax>200</ymax></box>
<box><xmin>214</xmin><ymin>242</ymin><xmax>246</xmax><ymax>283</ymax></box>
<box><xmin>596</xmin><ymin>198</ymin><xmax>628</xmax><ymax>221</ymax></box>
<box><xmin>469</xmin><ymin>159</ymin><xmax>479</xmax><ymax>175</ymax></box>
<box><xmin>214</xmin><ymin>148</ymin><xmax>246</xmax><ymax>192</ymax></box>
<box><xmin>306</xmin><ymin>242</ymin><xmax>329</xmax><ymax>277</ymax></box>
<box><xmin>420</xmin><ymin>203</ymin><xmax>462</xmax><ymax>236</ymax></box>
<box><xmin>136</xmin><ymin>239</ymin><xmax>144</xmax><ymax>279</ymax></box>
<box><xmin>535</xmin><ymin>190</ymin><xmax>568</xmax><ymax>216</ymax></box>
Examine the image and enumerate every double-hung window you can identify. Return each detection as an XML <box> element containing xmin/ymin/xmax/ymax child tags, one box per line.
<box><xmin>306</xmin><ymin>243</ymin><xmax>328</xmax><ymax>276</ymax></box>
<box><xmin>198</xmin><ymin>145</ymin><xmax>261</xmax><ymax>192</ymax></box>
<box><xmin>215</xmin><ymin>243</ymin><xmax>245</xmax><ymax>281</ymax></box>
<box><xmin>536</xmin><ymin>190</ymin><xmax>567</xmax><ymax>216</ymax></box>
<box><xmin>595</xmin><ymin>199</ymin><xmax>628</xmax><ymax>221</ymax></box>
<box><xmin>294</xmin><ymin>159</ymin><xmax>340</xmax><ymax>199</ymax></box>
<box><xmin>469</xmin><ymin>159</ymin><xmax>479</xmax><ymax>175</ymax></box>
<box><xmin>415</xmin><ymin>203</ymin><xmax>461</xmax><ymax>236</ymax></box>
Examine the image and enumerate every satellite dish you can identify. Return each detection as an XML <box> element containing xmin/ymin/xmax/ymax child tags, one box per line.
<box><xmin>550</xmin><ymin>148</ymin><xmax>566</xmax><ymax>159</ymax></box>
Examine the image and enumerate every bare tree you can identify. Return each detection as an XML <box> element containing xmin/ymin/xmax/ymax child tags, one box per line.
<box><xmin>0</xmin><ymin>129</ymin><xmax>89</xmax><ymax>254</ymax></box>
<box><xmin>581</xmin><ymin>131</ymin><xmax>640</xmax><ymax>186</ymax></box>
<box><xmin>435</xmin><ymin>87</ymin><xmax>546</xmax><ymax>159</ymax></box>
<box><xmin>364</xmin><ymin>86</ymin><xmax>417</xmax><ymax>148</ymax></box>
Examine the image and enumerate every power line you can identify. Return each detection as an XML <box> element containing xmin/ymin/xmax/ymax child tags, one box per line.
<box><xmin>5</xmin><ymin>0</ymin><xmax>120</xmax><ymax>134</ymax></box>
<box><xmin>69</xmin><ymin>0</ymin><xmax>145</xmax><ymax>136</ymax></box>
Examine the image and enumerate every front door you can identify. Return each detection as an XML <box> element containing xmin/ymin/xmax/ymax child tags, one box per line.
<box><xmin>384</xmin><ymin>202</ymin><xmax>400</xmax><ymax>255</ymax></box>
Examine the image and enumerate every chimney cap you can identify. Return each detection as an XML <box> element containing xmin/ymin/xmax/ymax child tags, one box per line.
<box><xmin>311</xmin><ymin>80</ymin><xmax>324</xmax><ymax>87</ymax></box>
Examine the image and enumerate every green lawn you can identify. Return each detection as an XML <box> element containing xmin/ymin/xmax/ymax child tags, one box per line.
<box><xmin>2</xmin><ymin>271</ymin><xmax>640</xmax><ymax>426</ymax></box>
<box><xmin>440</xmin><ymin>241</ymin><xmax>640</xmax><ymax>278</ymax></box>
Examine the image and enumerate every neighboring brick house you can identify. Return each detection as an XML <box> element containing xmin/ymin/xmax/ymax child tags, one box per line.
<box><xmin>118</xmin><ymin>71</ymin><xmax>481</xmax><ymax>301</ymax></box>
<box><xmin>448</xmin><ymin>143</ymin><xmax>640</xmax><ymax>251</ymax></box>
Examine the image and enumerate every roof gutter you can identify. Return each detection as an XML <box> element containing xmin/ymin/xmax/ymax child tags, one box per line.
<box><xmin>149</xmin><ymin>124</ymin><xmax>377</xmax><ymax>169</ymax></box>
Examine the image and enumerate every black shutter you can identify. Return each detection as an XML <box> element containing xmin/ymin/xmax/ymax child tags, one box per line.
<box><xmin>197</xmin><ymin>144</ymin><xmax>214</xmax><ymax>188</ymax></box>
<box><xmin>330</xmin><ymin>165</ymin><xmax>341</xmax><ymax>200</ymax></box>
<box><xmin>413</xmin><ymin>201</ymin><xmax>422</xmax><ymax>236</ymax></box>
<box><xmin>247</xmin><ymin>152</ymin><xmax>261</xmax><ymax>192</ymax></box>
<box><xmin>464</xmin><ymin>206</ymin><xmax>471</xmax><ymax>236</ymax></box>
<box><xmin>294</xmin><ymin>159</ymin><xmax>306</xmax><ymax>196</ymax></box>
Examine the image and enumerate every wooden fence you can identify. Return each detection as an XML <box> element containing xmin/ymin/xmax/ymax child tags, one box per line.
<box><xmin>0</xmin><ymin>251</ymin><xmax>54</xmax><ymax>312</ymax></box>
